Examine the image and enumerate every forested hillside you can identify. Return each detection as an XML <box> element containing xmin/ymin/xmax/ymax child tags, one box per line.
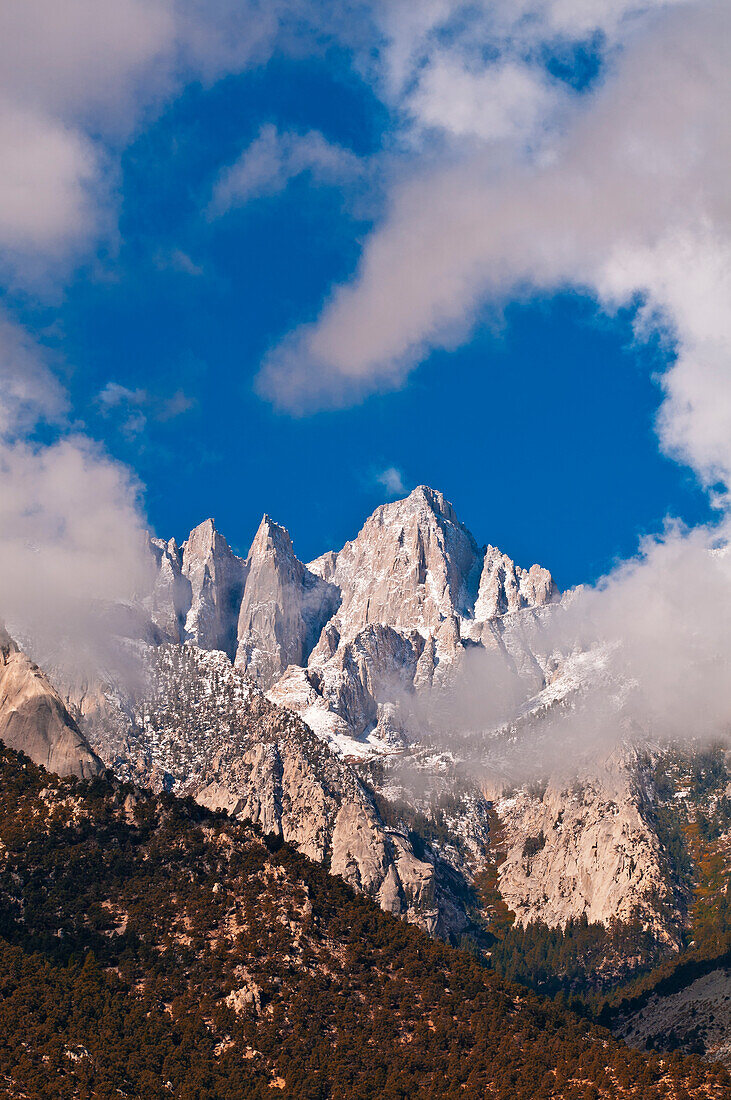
<box><xmin>0</xmin><ymin>746</ymin><xmax>728</xmax><ymax>1099</ymax></box>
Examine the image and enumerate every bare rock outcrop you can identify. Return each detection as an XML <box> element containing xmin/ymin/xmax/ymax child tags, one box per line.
<box><xmin>235</xmin><ymin>516</ymin><xmax>337</xmax><ymax>688</ymax></box>
<box><xmin>268</xmin><ymin>487</ymin><xmax>560</xmax><ymax>749</ymax></box>
<box><xmin>474</xmin><ymin>546</ymin><xmax>557</xmax><ymax>621</ymax></box>
<box><xmin>492</xmin><ymin>753</ymin><xmax>678</xmax><ymax>940</ymax></box>
<box><xmin>312</xmin><ymin>486</ymin><xmax>481</xmax><ymax>641</ymax></box>
<box><xmin>90</xmin><ymin>643</ymin><xmax>467</xmax><ymax>939</ymax></box>
<box><xmin>182</xmin><ymin>519</ymin><xmax>246</xmax><ymax>658</ymax></box>
<box><xmin>309</xmin><ymin>624</ymin><xmax>420</xmax><ymax>735</ymax></box>
<box><xmin>149</xmin><ymin>537</ymin><xmax>191</xmax><ymax>643</ymax></box>
<box><xmin>149</xmin><ymin>489</ymin><xmax>561</xmax><ymax>758</ymax></box>
<box><xmin>0</xmin><ymin>625</ymin><xmax>102</xmax><ymax>778</ymax></box>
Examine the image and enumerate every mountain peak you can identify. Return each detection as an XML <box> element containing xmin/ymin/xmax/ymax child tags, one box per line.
<box><xmin>249</xmin><ymin>514</ymin><xmax>295</xmax><ymax>560</ymax></box>
<box><xmin>326</xmin><ymin>485</ymin><xmax>480</xmax><ymax>639</ymax></box>
<box><xmin>379</xmin><ymin>485</ymin><xmax>458</xmax><ymax>525</ymax></box>
<box><xmin>236</xmin><ymin>517</ymin><xmax>337</xmax><ymax>687</ymax></box>
<box><xmin>181</xmin><ymin>518</ymin><xmax>246</xmax><ymax>657</ymax></box>
<box><xmin>186</xmin><ymin>516</ymin><xmax>217</xmax><ymax>540</ymax></box>
<box><xmin>407</xmin><ymin>484</ymin><xmax>448</xmax><ymax>510</ymax></box>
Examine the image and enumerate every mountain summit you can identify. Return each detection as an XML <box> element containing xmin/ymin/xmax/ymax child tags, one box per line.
<box><xmin>149</xmin><ymin>487</ymin><xmax>559</xmax><ymax>694</ymax></box>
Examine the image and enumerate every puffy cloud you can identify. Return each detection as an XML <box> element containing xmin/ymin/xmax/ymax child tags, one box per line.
<box><xmin>411</xmin><ymin>520</ymin><xmax>731</xmax><ymax>775</ymax></box>
<box><xmin>0</xmin><ymin>0</ymin><xmax>172</xmax><ymax>267</ymax></box>
<box><xmin>566</xmin><ymin>525</ymin><xmax>731</xmax><ymax>745</ymax></box>
<box><xmin>375</xmin><ymin>466</ymin><xmax>407</xmax><ymax>496</ymax></box>
<box><xmin>209</xmin><ymin>124</ymin><xmax>363</xmax><ymax>215</ymax></box>
<box><xmin>0</xmin><ymin>0</ymin><xmax>302</xmax><ymax>273</ymax></box>
<box><xmin>0</xmin><ymin>436</ymin><xmax>153</xmax><ymax>647</ymax></box>
<box><xmin>0</xmin><ymin>103</ymin><xmax>104</xmax><ymax>256</ymax></box>
<box><xmin>0</xmin><ymin>323</ymin><xmax>153</xmax><ymax>670</ymax></box>
<box><xmin>258</xmin><ymin>2</ymin><xmax>731</xmax><ymax>498</ymax></box>
<box><xmin>406</xmin><ymin>56</ymin><xmax>566</xmax><ymax>144</ymax></box>
<box><xmin>0</xmin><ymin>0</ymin><xmax>174</xmax><ymax>129</ymax></box>
<box><xmin>0</xmin><ymin>314</ymin><xmax>68</xmax><ymax>435</ymax></box>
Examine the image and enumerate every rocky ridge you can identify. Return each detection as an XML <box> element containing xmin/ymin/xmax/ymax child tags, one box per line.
<box><xmin>88</xmin><ymin>643</ymin><xmax>472</xmax><ymax>939</ymax></box>
<box><xmin>148</xmin><ymin>487</ymin><xmax>560</xmax><ymax>760</ymax></box>
<box><xmin>65</xmin><ymin>486</ymin><xmax>720</xmax><ymax>947</ymax></box>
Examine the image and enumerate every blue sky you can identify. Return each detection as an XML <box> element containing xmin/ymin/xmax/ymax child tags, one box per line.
<box><xmin>0</xmin><ymin>0</ymin><xmax>727</xmax><ymax>605</ymax></box>
<box><xmin>56</xmin><ymin>48</ymin><xmax>711</xmax><ymax>587</ymax></box>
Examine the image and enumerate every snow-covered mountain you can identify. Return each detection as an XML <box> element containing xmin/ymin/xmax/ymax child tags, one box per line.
<box><xmin>7</xmin><ymin>482</ymin><xmax>731</xmax><ymax>1074</ymax></box>
<box><xmin>90</xmin><ymin>487</ymin><xmax>669</xmax><ymax>942</ymax></box>
<box><xmin>23</xmin><ymin>485</ymin><xmax>725</xmax><ymax>964</ymax></box>
<box><xmin>147</xmin><ymin>486</ymin><xmax>562</xmax><ymax>758</ymax></box>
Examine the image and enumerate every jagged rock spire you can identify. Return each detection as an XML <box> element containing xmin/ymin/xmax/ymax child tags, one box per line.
<box><xmin>234</xmin><ymin>515</ymin><xmax>338</xmax><ymax>688</ymax></box>
<box><xmin>181</xmin><ymin>519</ymin><xmax>246</xmax><ymax>658</ymax></box>
<box><xmin>316</xmin><ymin>485</ymin><xmax>482</xmax><ymax>641</ymax></box>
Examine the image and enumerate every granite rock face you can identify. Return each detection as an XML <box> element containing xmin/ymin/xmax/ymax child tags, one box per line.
<box><xmin>234</xmin><ymin>516</ymin><xmax>338</xmax><ymax>688</ymax></box>
<box><xmin>0</xmin><ymin>625</ymin><xmax>102</xmax><ymax>779</ymax></box>
<box><xmin>311</xmin><ymin>486</ymin><xmax>482</xmax><ymax>641</ymax></box>
<box><xmin>492</xmin><ymin>752</ymin><xmax>678</xmax><ymax>941</ymax></box>
<box><xmin>88</xmin><ymin>643</ymin><xmax>468</xmax><ymax>939</ymax></box>
<box><xmin>265</xmin><ymin>487</ymin><xmax>559</xmax><ymax>754</ymax></box>
<box><xmin>182</xmin><ymin>520</ymin><xmax>247</xmax><ymax>658</ymax></box>
<box><xmin>474</xmin><ymin>546</ymin><xmax>556</xmax><ymax>621</ymax></box>
<box><xmin>147</xmin><ymin>488</ymin><xmax>560</xmax><ymax>755</ymax></box>
<box><xmin>150</xmin><ymin>537</ymin><xmax>191</xmax><ymax>643</ymax></box>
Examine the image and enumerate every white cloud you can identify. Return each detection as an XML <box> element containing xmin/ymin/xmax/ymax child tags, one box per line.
<box><xmin>209</xmin><ymin>124</ymin><xmax>362</xmax><ymax>216</ymax></box>
<box><xmin>258</xmin><ymin>1</ymin><xmax>731</xmax><ymax>499</ymax></box>
<box><xmin>0</xmin><ymin>314</ymin><xmax>68</xmax><ymax>435</ymax></box>
<box><xmin>0</xmin><ymin>0</ymin><xmax>173</xmax><ymax>268</ymax></box>
<box><xmin>375</xmin><ymin>466</ymin><xmax>407</xmax><ymax>497</ymax></box>
<box><xmin>410</xmin><ymin>520</ymin><xmax>731</xmax><ymax>774</ymax></box>
<box><xmin>370</xmin><ymin>0</ymin><xmax>688</xmax><ymax>108</ymax></box>
<box><xmin>0</xmin><ymin>324</ymin><xmax>154</xmax><ymax>667</ymax></box>
<box><xmin>0</xmin><ymin>435</ymin><xmax>154</xmax><ymax>660</ymax></box>
<box><xmin>406</xmin><ymin>56</ymin><xmax>565</xmax><ymax>144</ymax></box>
<box><xmin>0</xmin><ymin>103</ymin><xmax>104</xmax><ymax>256</ymax></box>
<box><xmin>0</xmin><ymin>0</ymin><xmax>174</xmax><ymax>129</ymax></box>
<box><xmin>0</xmin><ymin>0</ymin><xmax>302</xmax><ymax>276</ymax></box>
<box><xmin>568</xmin><ymin>524</ymin><xmax>731</xmax><ymax>744</ymax></box>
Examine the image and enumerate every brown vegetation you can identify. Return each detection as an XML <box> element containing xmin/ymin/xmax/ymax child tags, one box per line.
<box><xmin>0</xmin><ymin>745</ymin><xmax>727</xmax><ymax>1099</ymax></box>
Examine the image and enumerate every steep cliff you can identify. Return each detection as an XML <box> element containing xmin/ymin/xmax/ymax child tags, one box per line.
<box><xmin>0</xmin><ymin>625</ymin><xmax>102</xmax><ymax>778</ymax></box>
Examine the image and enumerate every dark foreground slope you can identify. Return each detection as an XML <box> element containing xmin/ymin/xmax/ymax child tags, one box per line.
<box><xmin>0</xmin><ymin>747</ymin><xmax>727</xmax><ymax>1100</ymax></box>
